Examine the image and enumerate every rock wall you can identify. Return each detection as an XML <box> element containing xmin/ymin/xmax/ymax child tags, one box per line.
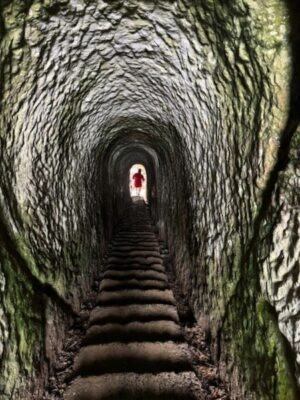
<box><xmin>0</xmin><ymin>0</ymin><xmax>299</xmax><ymax>398</ymax></box>
<box><xmin>260</xmin><ymin>126</ymin><xmax>300</xmax><ymax>385</ymax></box>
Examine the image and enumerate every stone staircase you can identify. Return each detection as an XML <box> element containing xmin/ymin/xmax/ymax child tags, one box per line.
<box><xmin>64</xmin><ymin>201</ymin><xmax>202</xmax><ymax>400</ymax></box>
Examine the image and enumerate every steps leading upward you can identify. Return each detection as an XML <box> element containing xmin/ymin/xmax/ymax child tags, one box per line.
<box><xmin>64</xmin><ymin>201</ymin><xmax>202</xmax><ymax>400</ymax></box>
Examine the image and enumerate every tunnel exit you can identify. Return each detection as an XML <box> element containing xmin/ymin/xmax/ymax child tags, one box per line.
<box><xmin>129</xmin><ymin>164</ymin><xmax>147</xmax><ymax>202</ymax></box>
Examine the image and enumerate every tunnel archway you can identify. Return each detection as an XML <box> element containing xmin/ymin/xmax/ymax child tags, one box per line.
<box><xmin>0</xmin><ymin>1</ymin><xmax>300</xmax><ymax>399</ymax></box>
<box><xmin>92</xmin><ymin>124</ymin><xmax>193</xmax><ymax>246</ymax></box>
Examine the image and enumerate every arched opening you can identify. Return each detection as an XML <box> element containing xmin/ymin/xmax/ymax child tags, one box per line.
<box><xmin>129</xmin><ymin>164</ymin><xmax>148</xmax><ymax>202</ymax></box>
<box><xmin>1</xmin><ymin>1</ymin><xmax>300</xmax><ymax>399</ymax></box>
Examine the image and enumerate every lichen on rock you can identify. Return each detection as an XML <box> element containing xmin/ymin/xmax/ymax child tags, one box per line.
<box><xmin>0</xmin><ymin>0</ymin><xmax>299</xmax><ymax>398</ymax></box>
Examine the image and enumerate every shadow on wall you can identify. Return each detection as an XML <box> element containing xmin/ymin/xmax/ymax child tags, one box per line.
<box><xmin>287</xmin><ymin>1</ymin><xmax>300</xmax><ymax>126</ymax></box>
<box><xmin>251</xmin><ymin>1</ymin><xmax>300</xmax><ymax>218</ymax></box>
<box><xmin>276</xmin><ymin>1</ymin><xmax>300</xmax><ymax>168</ymax></box>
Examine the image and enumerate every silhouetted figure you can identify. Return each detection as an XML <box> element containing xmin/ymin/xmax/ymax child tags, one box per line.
<box><xmin>132</xmin><ymin>169</ymin><xmax>145</xmax><ymax>196</ymax></box>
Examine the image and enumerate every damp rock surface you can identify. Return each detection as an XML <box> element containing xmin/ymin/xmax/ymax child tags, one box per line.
<box><xmin>0</xmin><ymin>0</ymin><xmax>299</xmax><ymax>399</ymax></box>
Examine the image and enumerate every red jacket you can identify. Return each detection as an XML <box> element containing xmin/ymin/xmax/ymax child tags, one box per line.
<box><xmin>133</xmin><ymin>172</ymin><xmax>144</xmax><ymax>188</ymax></box>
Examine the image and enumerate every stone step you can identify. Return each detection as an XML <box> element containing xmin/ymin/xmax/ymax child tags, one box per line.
<box><xmin>100</xmin><ymin>278</ymin><xmax>169</xmax><ymax>291</ymax></box>
<box><xmin>116</xmin><ymin>226</ymin><xmax>154</xmax><ymax>230</ymax></box>
<box><xmin>108</xmin><ymin>250</ymin><xmax>161</xmax><ymax>258</ymax></box>
<box><xmin>89</xmin><ymin>304</ymin><xmax>180</xmax><ymax>326</ymax></box>
<box><xmin>117</xmin><ymin>226</ymin><xmax>155</xmax><ymax>232</ymax></box>
<box><xmin>112</xmin><ymin>239</ymin><xmax>157</xmax><ymax>245</ymax></box>
<box><xmin>64</xmin><ymin>372</ymin><xmax>201</xmax><ymax>400</ymax></box>
<box><xmin>63</xmin><ymin>202</ymin><xmax>203</xmax><ymax>399</ymax></box>
<box><xmin>109</xmin><ymin>245</ymin><xmax>160</xmax><ymax>252</ymax></box>
<box><xmin>72</xmin><ymin>342</ymin><xmax>192</xmax><ymax>376</ymax></box>
<box><xmin>116</xmin><ymin>232</ymin><xmax>155</xmax><ymax>236</ymax></box>
<box><xmin>96</xmin><ymin>289</ymin><xmax>176</xmax><ymax>306</ymax></box>
<box><xmin>102</xmin><ymin>269</ymin><xmax>167</xmax><ymax>282</ymax></box>
<box><xmin>111</xmin><ymin>240</ymin><xmax>159</xmax><ymax>247</ymax></box>
<box><xmin>106</xmin><ymin>256</ymin><xmax>163</xmax><ymax>266</ymax></box>
<box><xmin>115</xmin><ymin>233</ymin><xmax>156</xmax><ymax>239</ymax></box>
<box><xmin>103</xmin><ymin>263</ymin><xmax>165</xmax><ymax>273</ymax></box>
<box><xmin>84</xmin><ymin>320</ymin><xmax>183</xmax><ymax>345</ymax></box>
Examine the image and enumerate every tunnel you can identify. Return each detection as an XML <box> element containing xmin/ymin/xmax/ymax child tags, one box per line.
<box><xmin>0</xmin><ymin>0</ymin><xmax>300</xmax><ymax>399</ymax></box>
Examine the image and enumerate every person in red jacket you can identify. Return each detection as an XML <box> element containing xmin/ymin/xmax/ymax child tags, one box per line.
<box><xmin>132</xmin><ymin>168</ymin><xmax>145</xmax><ymax>196</ymax></box>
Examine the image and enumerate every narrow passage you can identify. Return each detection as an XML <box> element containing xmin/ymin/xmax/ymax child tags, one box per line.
<box><xmin>64</xmin><ymin>200</ymin><xmax>203</xmax><ymax>399</ymax></box>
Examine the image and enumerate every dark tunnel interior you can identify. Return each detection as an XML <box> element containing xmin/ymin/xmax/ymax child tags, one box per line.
<box><xmin>0</xmin><ymin>1</ymin><xmax>300</xmax><ymax>399</ymax></box>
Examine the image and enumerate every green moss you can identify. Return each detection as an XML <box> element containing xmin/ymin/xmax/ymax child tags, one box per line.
<box><xmin>14</xmin><ymin>232</ymin><xmax>75</xmax><ymax>297</ymax></box>
<box><xmin>220</xmin><ymin>266</ymin><xmax>298</xmax><ymax>400</ymax></box>
<box><xmin>227</xmin><ymin>295</ymin><xmax>297</xmax><ymax>399</ymax></box>
<box><xmin>257</xmin><ymin>299</ymin><xmax>298</xmax><ymax>400</ymax></box>
<box><xmin>0</xmin><ymin>256</ymin><xmax>44</xmax><ymax>395</ymax></box>
<box><xmin>15</xmin><ymin>236</ymin><xmax>43</xmax><ymax>278</ymax></box>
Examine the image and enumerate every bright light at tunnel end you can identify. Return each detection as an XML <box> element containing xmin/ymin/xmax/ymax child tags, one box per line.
<box><xmin>129</xmin><ymin>164</ymin><xmax>148</xmax><ymax>203</ymax></box>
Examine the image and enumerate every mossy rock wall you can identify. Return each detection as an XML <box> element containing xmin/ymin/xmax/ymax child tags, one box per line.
<box><xmin>0</xmin><ymin>0</ymin><xmax>299</xmax><ymax>398</ymax></box>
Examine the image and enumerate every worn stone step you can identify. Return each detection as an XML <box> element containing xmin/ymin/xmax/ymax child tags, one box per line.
<box><xmin>118</xmin><ymin>224</ymin><xmax>153</xmax><ymax>227</ymax></box>
<box><xmin>116</xmin><ymin>233</ymin><xmax>155</xmax><ymax>237</ymax></box>
<box><xmin>115</xmin><ymin>233</ymin><xmax>156</xmax><ymax>239</ymax></box>
<box><xmin>104</xmin><ymin>263</ymin><xmax>165</xmax><ymax>273</ymax></box>
<box><xmin>114</xmin><ymin>238</ymin><xmax>156</xmax><ymax>243</ymax></box>
<box><xmin>84</xmin><ymin>320</ymin><xmax>183</xmax><ymax>345</ymax></box>
<box><xmin>103</xmin><ymin>269</ymin><xmax>167</xmax><ymax>282</ymax></box>
<box><xmin>114</xmin><ymin>237</ymin><xmax>156</xmax><ymax>240</ymax></box>
<box><xmin>72</xmin><ymin>342</ymin><xmax>192</xmax><ymax>376</ymax></box>
<box><xmin>112</xmin><ymin>244</ymin><xmax>160</xmax><ymax>253</ymax></box>
<box><xmin>63</xmin><ymin>201</ymin><xmax>204</xmax><ymax>400</ymax></box>
<box><xmin>100</xmin><ymin>278</ymin><xmax>169</xmax><ymax>291</ymax></box>
<box><xmin>108</xmin><ymin>250</ymin><xmax>161</xmax><ymax>258</ymax></box>
<box><xmin>116</xmin><ymin>226</ymin><xmax>154</xmax><ymax>230</ymax></box>
<box><xmin>106</xmin><ymin>256</ymin><xmax>163</xmax><ymax>266</ymax></box>
<box><xmin>89</xmin><ymin>304</ymin><xmax>180</xmax><ymax>326</ymax></box>
<box><xmin>117</xmin><ymin>226</ymin><xmax>154</xmax><ymax>232</ymax></box>
<box><xmin>112</xmin><ymin>240</ymin><xmax>159</xmax><ymax>247</ymax></box>
<box><xmin>64</xmin><ymin>372</ymin><xmax>201</xmax><ymax>400</ymax></box>
<box><xmin>96</xmin><ymin>289</ymin><xmax>176</xmax><ymax>306</ymax></box>
<box><xmin>112</xmin><ymin>238</ymin><xmax>159</xmax><ymax>244</ymax></box>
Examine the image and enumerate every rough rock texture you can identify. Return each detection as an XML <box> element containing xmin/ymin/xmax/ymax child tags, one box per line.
<box><xmin>260</xmin><ymin>126</ymin><xmax>300</xmax><ymax>377</ymax></box>
<box><xmin>0</xmin><ymin>0</ymin><xmax>299</xmax><ymax>399</ymax></box>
